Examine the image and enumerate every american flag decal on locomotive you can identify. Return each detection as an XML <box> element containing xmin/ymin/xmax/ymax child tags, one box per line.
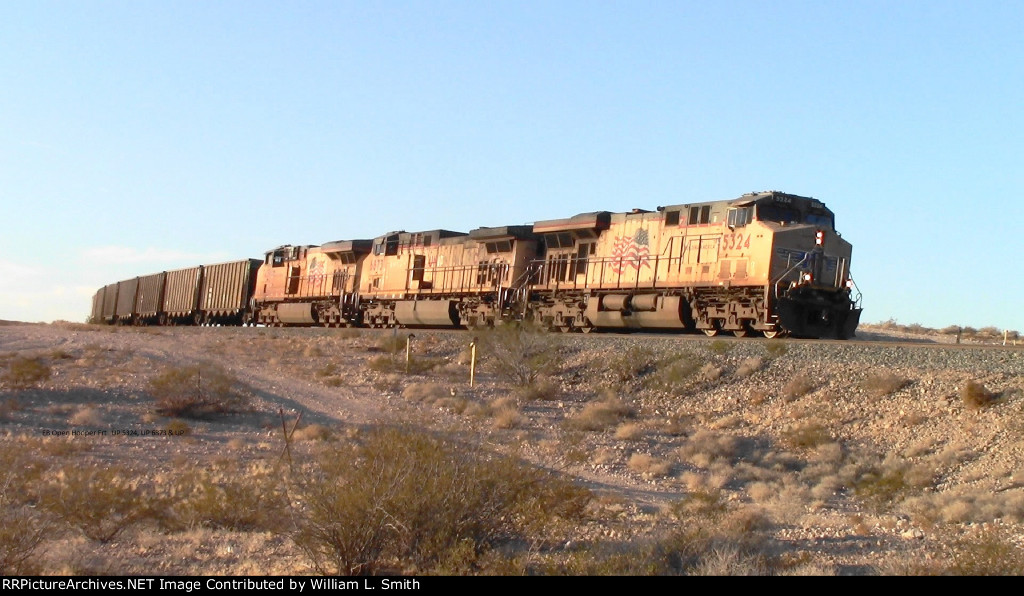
<box><xmin>611</xmin><ymin>228</ymin><xmax>651</xmax><ymax>274</ymax></box>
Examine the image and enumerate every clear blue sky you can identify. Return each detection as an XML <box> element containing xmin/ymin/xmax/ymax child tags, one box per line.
<box><xmin>2</xmin><ymin>1</ymin><xmax>1021</xmax><ymax>330</ymax></box>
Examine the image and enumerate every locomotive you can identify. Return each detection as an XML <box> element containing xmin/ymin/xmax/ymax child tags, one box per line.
<box><xmin>90</xmin><ymin>191</ymin><xmax>862</xmax><ymax>339</ymax></box>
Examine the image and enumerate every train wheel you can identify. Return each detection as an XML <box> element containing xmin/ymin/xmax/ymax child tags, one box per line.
<box><xmin>732</xmin><ymin>328</ymin><xmax>749</xmax><ymax>338</ymax></box>
<box><xmin>702</xmin><ymin>328</ymin><xmax>719</xmax><ymax>337</ymax></box>
<box><xmin>763</xmin><ymin>330</ymin><xmax>781</xmax><ymax>339</ymax></box>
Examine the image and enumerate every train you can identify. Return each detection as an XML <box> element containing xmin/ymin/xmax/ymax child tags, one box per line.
<box><xmin>89</xmin><ymin>191</ymin><xmax>863</xmax><ymax>339</ymax></box>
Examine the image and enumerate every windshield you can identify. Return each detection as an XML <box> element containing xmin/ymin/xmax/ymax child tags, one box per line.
<box><xmin>756</xmin><ymin>205</ymin><xmax>834</xmax><ymax>230</ymax></box>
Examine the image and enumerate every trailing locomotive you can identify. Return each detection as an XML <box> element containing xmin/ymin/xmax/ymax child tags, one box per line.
<box><xmin>90</xmin><ymin>191</ymin><xmax>862</xmax><ymax>339</ymax></box>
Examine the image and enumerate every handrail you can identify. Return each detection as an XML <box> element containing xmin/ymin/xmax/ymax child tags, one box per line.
<box><xmin>770</xmin><ymin>252</ymin><xmax>812</xmax><ymax>298</ymax></box>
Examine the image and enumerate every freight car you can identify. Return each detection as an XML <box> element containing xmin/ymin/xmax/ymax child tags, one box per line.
<box><xmin>90</xmin><ymin>260</ymin><xmax>261</xmax><ymax>326</ymax></box>
<box><xmin>90</xmin><ymin>191</ymin><xmax>862</xmax><ymax>339</ymax></box>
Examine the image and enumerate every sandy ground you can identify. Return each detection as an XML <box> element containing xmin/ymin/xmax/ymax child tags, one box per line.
<box><xmin>2</xmin><ymin>321</ymin><xmax>1023</xmax><ymax>575</ymax></box>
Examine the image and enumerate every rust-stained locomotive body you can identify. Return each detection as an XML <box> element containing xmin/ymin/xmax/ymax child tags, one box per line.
<box><xmin>250</xmin><ymin>241</ymin><xmax>371</xmax><ymax>327</ymax></box>
<box><xmin>357</xmin><ymin>226</ymin><xmax>539</xmax><ymax>329</ymax></box>
<box><xmin>90</xmin><ymin>191</ymin><xmax>861</xmax><ymax>338</ymax></box>
<box><xmin>524</xmin><ymin>191</ymin><xmax>860</xmax><ymax>338</ymax></box>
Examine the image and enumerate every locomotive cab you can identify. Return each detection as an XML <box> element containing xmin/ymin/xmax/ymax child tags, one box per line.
<box><xmin>251</xmin><ymin>241</ymin><xmax>371</xmax><ymax>326</ymax></box>
<box><xmin>743</xmin><ymin>192</ymin><xmax>861</xmax><ymax>338</ymax></box>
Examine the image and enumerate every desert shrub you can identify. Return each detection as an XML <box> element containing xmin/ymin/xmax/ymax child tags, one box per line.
<box><xmin>708</xmin><ymin>340</ymin><xmax>732</xmax><ymax>355</ymax></box>
<box><xmin>491</xmin><ymin>403</ymin><xmax>523</xmax><ymax>430</ymax></box>
<box><xmin>852</xmin><ymin>460</ymin><xmax>924</xmax><ymax>512</ymax></box>
<box><xmin>690</xmin><ymin>546</ymin><xmax>769</xmax><ymax>576</ymax></box>
<box><xmin>401</xmin><ymin>382</ymin><xmax>450</xmax><ymax>403</ymax></box>
<box><xmin>514</xmin><ymin>377</ymin><xmax>560</xmax><ymax>401</ymax></box>
<box><xmin>781</xmin><ymin>375</ymin><xmax>815</xmax><ymax>400</ymax></box>
<box><xmin>39</xmin><ymin>464</ymin><xmax>146</xmax><ymax>542</ymax></box>
<box><xmin>961</xmin><ymin>380</ymin><xmax>997</xmax><ymax>409</ymax></box>
<box><xmin>627</xmin><ymin>453</ymin><xmax>671</xmax><ymax>478</ymax></box>
<box><xmin>699</xmin><ymin>362</ymin><xmax>724</xmax><ymax>382</ymax></box>
<box><xmin>292</xmin><ymin>423</ymin><xmax>332</xmax><ymax>442</ymax></box>
<box><xmin>978</xmin><ymin>326</ymin><xmax>1001</xmax><ymax>338</ymax></box>
<box><xmin>861</xmin><ymin>372</ymin><xmax>910</xmax><ymax>398</ymax></box>
<box><xmin>782</xmin><ymin>421</ymin><xmax>831</xmax><ymax>449</ymax></box>
<box><xmin>374</xmin><ymin>333</ymin><xmax>409</xmax><ymax>354</ymax></box>
<box><xmin>69</xmin><ymin>406</ymin><xmax>103</xmax><ymax>427</ymax></box>
<box><xmin>291</xmin><ymin>426</ymin><xmax>590</xmax><ymax>575</ymax></box>
<box><xmin>948</xmin><ymin>527</ymin><xmax>1024</xmax><ymax>575</ymax></box>
<box><xmin>149</xmin><ymin>363</ymin><xmax>249</xmax><ymax>418</ymax></box>
<box><xmin>302</xmin><ymin>344</ymin><xmax>324</xmax><ymax>358</ymax></box>
<box><xmin>2</xmin><ymin>356</ymin><xmax>51</xmax><ymax>389</ymax></box>
<box><xmin>316</xmin><ymin>362</ymin><xmax>339</xmax><ymax>377</ymax></box>
<box><xmin>152</xmin><ymin>460</ymin><xmax>288</xmax><ymax>532</ymax></box>
<box><xmin>602</xmin><ymin>346</ymin><xmax>659</xmax><ymax>385</ymax></box>
<box><xmin>614</xmin><ymin>422</ymin><xmax>644</xmax><ymax>441</ymax></box>
<box><xmin>567</xmin><ymin>392</ymin><xmax>635</xmax><ymax>431</ymax></box>
<box><xmin>165</xmin><ymin>419</ymin><xmax>191</xmax><ymax>435</ymax></box>
<box><xmin>477</xmin><ymin>322</ymin><xmax>561</xmax><ymax>387</ymax></box>
<box><xmin>677</xmin><ymin>429</ymin><xmax>739</xmax><ymax>467</ymax></box>
<box><xmin>0</xmin><ymin>442</ymin><xmax>46</xmax><ymax>503</ymax></box>
<box><xmin>644</xmin><ymin>354</ymin><xmax>703</xmax><ymax>394</ymax></box>
<box><xmin>367</xmin><ymin>354</ymin><xmax>442</xmax><ymax>375</ymax></box>
<box><xmin>0</xmin><ymin>444</ymin><xmax>48</xmax><ymax>573</ymax></box>
<box><xmin>0</xmin><ymin>506</ymin><xmax>47</xmax><ymax>574</ymax></box>
<box><xmin>735</xmin><ymin>357</ymin><xmax>764</xmax><ymax>378</ymax></box>
<box><xmin>49</xmin><ymin>349</ymin><xmax>74</xmax><ymax>360</ymax></box>
<box><xmin>764</xmin><ymin>341</ymin><xmax>788</xmax><ymax>358</ymax></box>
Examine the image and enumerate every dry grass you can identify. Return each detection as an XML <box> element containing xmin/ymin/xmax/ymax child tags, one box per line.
<box><xmin>164</xmin><ymin>419</ymin><xmax>191</xmax><ymax>435</ymax></box>
<box><xmin>291</xmin><ymin>426</ymin><xmax>590</xmax><ymax>575</ymax></box>
<box><xmin>2</xmin><ymin>355</ymin><xmax>51</xmax><ymax>388</ymax></box>
<box><xmin>567</xmin><ymin>392</ymin><xmax>635</xmax><ymax>431</ymax></box>
<box><xmin>678</xmin><ymin>429</ymin><xmax>739</xmax><ymax>467</ymax></box>
<box><xmin>477</xmin><ymin>322</ymin><xmax>562</xmax><ymax>387</ymax></box>
<box><xmin>39</xmin><ymin>464</ymin><xmax>146</xmax><ymax>542</ymax></box>
<box><xmin>151</xmin><ymin>460</ymin><xmax>288</xmax><ymax>533</ymax></box>
<box><xmin>492</xmin><ymin>405</ymin><xmax>523</xmax><ymax>430</ymax></box>
<box><xmin>401</xmin><ymin>382</ymin><xmax>451</xmax><ymax>403</ymax></box>
<box><xmin>0</xmin><ymin>506</ymin><xmax>47</xmax><ymax>574</ymax></box>
<box><xmin>627</xmin><ymin>453</ymin><xmax>672</xmax><ymax>478</ymax></box>
<box><xmin>861</xmin><ymin>372</ymin><xmax>910</xmax><ymax>398</ymax></box>
<box><xmin>292</xmin><ymin>423</ymin><xmax>332</xmax><ymax>442</ymax></box>
<box><xmin>782</xmin><ymin>421</ymin><xmax>831</xmax><ymax>449</ymax></box>
<box><xmin>69</xmin><ymin>406</ymin><xmax>104</xmax><ymax>427</ymax></box>
<box><xmin>514</xmin><ymin>377</ymin><xmax>560</xmax><ymax>401</ymax></box>
<box><xmin>602</xmin><ymin>346</ymin><xmax>659</xmax><ymax>385</ymax></box>
<box><xmin>614</xmin><ymin>422</ymin><xmax>645</xmax><ymax>441</ymax></box>
<box><xmin>644</xmin><ymin>354</ymin><xmax>704</xmax><ymax>394</ymax></box>
<box><xmin>735</xmin><ymin>357</ymin><xmax>764</xmax><ymax>378</ymax></box>
<box><xmin>781</xmin><ymin>375</ymin><xmax>816</xmax><ymax>400</ymax></box>
<box><xmin>149</xmin><ymin>364</ymin><xmax>249</xmax><ymax>418</ymax></box>
<box><xmin>961</xmin><ymin>380</ymin><xmax>998</xmax><ymax>409</ymax></box>
<box><xmin>948</xmin><ymin>527</ymin><xmax>1024</xmax><ymax>575</ymax></box>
